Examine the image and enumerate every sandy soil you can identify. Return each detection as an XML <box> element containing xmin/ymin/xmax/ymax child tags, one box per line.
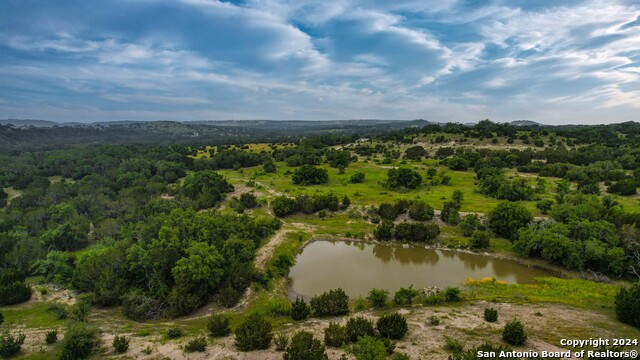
<box><xmin>80</xmin><ymin>301</ymin><xmax>633</xmax><ymax>359</ymax></box>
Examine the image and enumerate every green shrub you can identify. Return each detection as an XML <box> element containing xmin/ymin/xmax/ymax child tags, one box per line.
<box><xmin>376</xmin><ymin>313</ymin><xmax>408</xmax><ymax>340</ymax></box>
<box><xmin>393</xmin><ymin>286</ymin><xmax>419</xmax><ymax>306</ymax></box>
<box><xmin>283</xmin><ymin>331</ymin><xmax>328</xmax><ymax>360</ymax></box>
<box><xmin>207</xmin><ymin>314</ymin><xmax>231</xmax><ymax>337</ymax></box>
<box><xmin>350</xmin><ymin>172</ymin><xmax>366</xmax><ymax>184</ymax></box>
<box><xmin>381</xmin><ymin>337</ymin><xmax>396</xmax><ymax>355</ymax></box>
<box><xmin>615</xmin><ymin>281</ymin><xmax>640</xmax><ymax>328</ymax></box>
<box><xmin>351</xmin><ymin>335</ymin><xmax>388</xmax><ymax>360</ymax></box>
<box><xmin>59</xmin><ymin>323</ymin><xmax>99</xmax><ymax>360</ymax></box>
<box><xmin>448</xmin><ymin>343</ymin><xmax>514</xmax><ymax>360</ymax></box>
<box><xmin>346</xmin><ymin>317</ymin><xmax>376</xmax><ymax>343</ymax></box>
<box><xmin>444</xmin><ymin>287</ymin><xmax>461</xmax><ymax>302</ymax></box>
<box><xmin>0</xmin><ymin>281</ymin><xmax>32</xmax><ymax>306</ymax></box>
<box><xmin>324</xmin><ymin>322</ymin><xmax>349</xmax><ymax>348</ymax></box>
<box><xmin>291</xmin><ymin>297</ymin><xmax>310</xmax><ymax>321</ymax></box>
<box><xmin>310</xmin><ymin>289</ymin><xmax>349</xmax><ymax>317</ymax></box>
<box><xmin>502</xmin><ymin>320</ymin><xmax>527</xmax><ymax>345</ymax></box>
<box><xmin>113</xmin><ymin>335</ymin><xmax>130</xmax><ymax>353</ymax></box>
<box><xmin>0</xmin><ymin>312</ymin><xmax>3</xmax><ymax>326</ymax></box>
<box><xmin>0</xmin><ymin>330</ymin><xmax>25</xmax><ymax>357</ymax></box>
<box><xmin>183</xmin><ymin>336</ymin><xmax>207</xmax><ymax>353</ymax></box>
<box><xmin>444</xmin><ymin>336</ymin><xmax>463</xmax><ymax>353</ymax></box>
<box><xmin>167</xmin><ymin>328</ymin><xmax>182</xmax><ymax>339</ymax></box>
<box><xmin>470</xmin><ymin>230</ymin><xmax>490</xmax><ymax>249</ymax></box>
<box><xmin>274</xmin><ymin>333</ymin><xmax>289</xmax><ymax>351</ymax></box>
<box><xmin>374</xmin><ymin>220</ymin><xmax>395</xmax><ymax>240</ymax></box>
<box><xmin>408</xmin><ymin>201</ymin><xmax>434</xmax><ymax>221</ymax></box>
<box><xmin>367</xmin><ymin>289</ymin><xmax>389</xmax><ymax>308</ymax></box>
<box><xmin>428</xmin><ymin>316</ymin><xmax>440</xmax><ymax>326</ymax></box>
<box><xmin>234</xmin><ymin>313</ymin><xmax>273</xmax><ymax>351</ymax></box>
<box><xmin>46</xmin><ymin>330</ymin><xmax>58</xmax><ymax>344</ymax></box>
<box><xmin>484</xmin><ymin>308</ymin><xmax>498</xmax><ymax>323</ymax></box>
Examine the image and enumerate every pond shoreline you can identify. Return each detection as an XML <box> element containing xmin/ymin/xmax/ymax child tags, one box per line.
<box><xmin>287</xmin><ymin>235</ymin><xmax>562</xmax><ymax>300</ymax></box>
<box><xmin>295</xmin><ymin>234</ymin><xmax>570</xmax><ymax>279</ymax></box>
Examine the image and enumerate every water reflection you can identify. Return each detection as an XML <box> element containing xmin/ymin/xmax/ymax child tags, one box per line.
<box><xmin>289</xmin><ymin>240</ymin><xmax>551</xmax><ymax>298</ymax></box>
<box><xmin>372</xmin><ymin>244</ymin><xmax>392</xmax><ymax>263</ymax></box>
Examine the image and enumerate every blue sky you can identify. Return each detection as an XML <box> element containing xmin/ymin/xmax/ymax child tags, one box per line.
<box><xmin>1</xmin><ymin>0</ymin><xmax>639</xmax><ymax>124</ymax></box>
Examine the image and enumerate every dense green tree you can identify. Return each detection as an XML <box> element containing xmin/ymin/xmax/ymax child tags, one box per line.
<box><xmin>0</xmin><ymin>188</ymin><xmax>7</xmax><ymax>208</ymax></box>
<box><xmin>292</xmin><ymin>165</ymin><xmax>329</xmax><ymax>185</ymax></box>
<box><xmin>460</xmin><ymin>214</ymin><xmax>481</xmax><ymax>237</ymax></box>
<box><xmin>615</xmin><ymin>282</ymin><xmax>640</xmax><ymax>328</ymax></box>
<box><xmin>608</xmin><ymin>179</ymin><xmax>637</xmax><ymax>196</ymax></box>
<box><xmin>182</xmin><ymin>170</ymin><xmax>233</xmax><ymax>209</ymax></box>
<box><xmin>393</xmin><ymin>222</ymin><xmax>440</xmax><ymax>243</ymax></box>
<box><xmin>470</xmin><ymin>230</ymin><xmax>491</xmax><ymax>250</ymax></box>
<box><xmin>404</xmin><ymin>146</ymin><xmax>428</xmax><ymax>160</ymax></box>
<box><xmin>408</xmin><ymin>201</ymin><xmax>434</xmax><ymax>221</ymax></box>
<box><xmin>272</xmin><ymin>196</ymin><xmax>299</xmax><ymax>217</ymax></box>
<box><xmin>386</xmin><ymin>168</ymin><xmax>422</xmax><ymax>189</ymax></box>
<box><xmin>374</xmin><ymin>221</ymin><xmax>394</xmax><ymax>241</ymax></box>
<box><xmin>488</xmin><ymin>202</ymin><xmax>533</xmax><ymax>240</ymax></box>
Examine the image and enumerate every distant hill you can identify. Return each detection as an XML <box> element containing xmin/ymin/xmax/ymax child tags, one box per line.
<box><xmin>0</xmin><ymin>119</ymin><xmax>432</xmax><ymax>153</ymax></box>
<box><xmin>0</xmin><ymin>119</ymin><xmax>61</xmax><ymax>128</ymax></box>
<box><xmin>510</xmin><ymin>120</ymin><xmax>542</xmax><ymax>126</ymax></box>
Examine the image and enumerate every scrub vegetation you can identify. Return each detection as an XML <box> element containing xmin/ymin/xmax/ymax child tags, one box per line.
<box><xmin>0</xmin><ymin>120</ymin><xmax>639</xmax><ymax>358</ymax></box>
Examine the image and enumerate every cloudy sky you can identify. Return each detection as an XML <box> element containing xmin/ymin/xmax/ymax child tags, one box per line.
<box><xmin>1</xmin><ymin>0</ymin><xmax>639</xmax><ymax>124</ymax></box>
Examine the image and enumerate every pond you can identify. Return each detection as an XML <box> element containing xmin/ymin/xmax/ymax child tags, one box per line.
<box><xmin>288</xmin><ymin>240</ymin><xmax>552</xmax><ymax>298</ymax></box>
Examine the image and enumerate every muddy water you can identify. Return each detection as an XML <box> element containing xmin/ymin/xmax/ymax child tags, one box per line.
<box><xmin>288</xmin><ymin>240</ymin><xmax>551</xmax><ymax>298</ymax></box>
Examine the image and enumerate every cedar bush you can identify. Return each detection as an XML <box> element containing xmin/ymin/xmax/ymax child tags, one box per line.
<box><xmin>345</xmin><ymin>316</ymin><xmax>376</xmax><ymax>343</ymax></box>
<box><xmin>323</xmin><ymin>322</ymin><xmax>349</xmax><ymax>348</ymax></box>
<box><xmin>0</xmin><ymin>330</ymin><xmax>25</xmax><ymax>358</ymax></box>
<box><xmin>274</xmin><ymin>333</ymin><xmax>289</xmax><ymax>351</ymax></box>
<box><xmin>291</xmin><ymin>297</ymin><xmax>310</xmax><ymax>321</ymax></box>
<box><xmin>502</xmin><ymin>320</ymin><xmax>527</xmax><ymax>345</ymax></box>
<box><xmin>113</xmin><ymin>335</ymin><xmax>130</xmax><ymax>353</ymax></box>
<box><xmin>376</xmin><ymin>313</ymin><xmax>408</xmax><ymax>340</ymax></box>
<box><xmin>59</xmin><ymin>323</ymin><xmax>99</xmax><ymax>360</ymax></box>
<box><xmin>615</xmin><ymin>281</ymin><xmax>640</xmax><ymax>328</ymax></box>
<box><xmin>234</xmin><ymin>313</ymin><xmax>273</xmax><ymax>351</ymax></box>
<box><xmin>484</xmin><ymin>308</ymin><xmax>498</xmax><ymax>323</ymax></box>
<box><xmin>310</xmin><ymin>289</ymin><xmax>349</xmax><ymax>317</ymax></box>
<box><xmin>183</xmin><ymin>336</ymin><xmax>207</xmax><ymax>353</ymax></box>
<box><xmin>351</xmin><ymin>336</ymin><xmax>388</xmax><ymax>360</ymax></box>
<box><xmin>283</xmin><ymin>331</ymin><xmax>328</xmax><ymax>360</ymax></box>
<box><xmin>45</xmin><ymin>330</ymin><xmax>58</xmax><ymax>344</ymax></box>
<box><xmin>207</xmin><ymin>314</ymin><xmax>231</xmax><ymax>337</ymax></box>
<box><xmin>367</xmin><ymin>289</ymin><xmax>389</xmax><ymax>308</ymax></box>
